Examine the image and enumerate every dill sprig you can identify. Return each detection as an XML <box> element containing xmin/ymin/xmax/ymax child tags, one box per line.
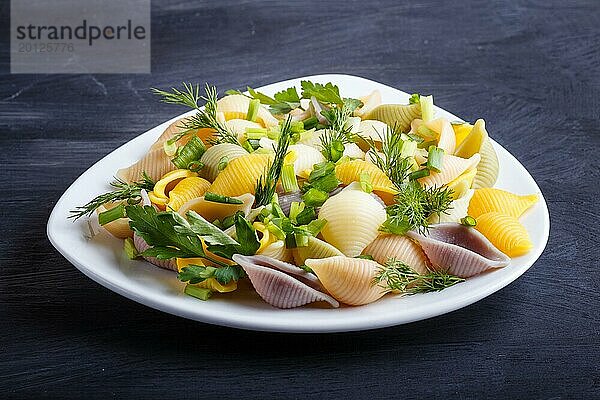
<box><xmin>152</xmin><ymin>83</ymin><xmax>245</xmax><ymax>149</ymax></box>
<box><xmin>361</xmin><ymin>124</ymin><xmax>412</xmax><ymax>190</ymax></box>
<box><xmin>373</xmin><ymin>258</ymin><xmax>464</xmax><ymax>294</ymax></box>
<box><xmin>255</xmin><ymin>116</ymin><xmax>293</xmax><ymax>206</ymax></box>
<box><xmin>69</xmin><ymin>173</ymin><xmax>155</xmax><ymax>220</ymax></box>
<box><xmin>320</xmin><ymin>102</ymin><xmax>355</xmax><ymax>162</ymax></box>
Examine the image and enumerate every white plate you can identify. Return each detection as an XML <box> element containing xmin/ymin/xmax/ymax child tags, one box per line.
<box><xmin>47</xmin><ymin>74</ymin><xmax>550</xmax><ymax>333</ymax></box>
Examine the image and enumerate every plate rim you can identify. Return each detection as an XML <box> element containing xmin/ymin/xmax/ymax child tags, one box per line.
<box><xmin>47</xmin><ymin>73</ymin><xmax>550</xmax><ymax>333</ymax></box>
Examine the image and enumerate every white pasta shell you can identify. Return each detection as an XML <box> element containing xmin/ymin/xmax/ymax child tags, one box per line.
<box><xmin>426</xmin><ymin>118</ymin><xmax>456</xmax><ymax>154</ymax></box>
<box><xmin>356</xmin><ymin>120</ymin><xmax>389</xmax><ymax>141</ymax></box>
<box><xmin>225</xmin><ymin>119</ymin><xmax>264</xmax><ymax>140</ymax></box>
<box><xmin>473</xmin><ymin>138</ymin><xmax>499</xmax><ymax>188</ymax></box>
<box><xmin>344</xmin><ymin>143</ymin><xmax>365</xmax><ymax>159</ymax></box>
<box><xmin>258</xmin><ymin>240</ymin><xmax>294</xmax><ymax>263</ymax></box>
<box><xmin>289</xmin><ymin>144</ymin><xmax>326</xmax><ymax>178</ymax></box>
<box><xmin>217</xmin><ymin>94</ymin><xmax>279</xmax><ymax>127</ymax></box>
<box><xmin>429</xmin><ymin>189</ymin><xmax>475</xmax><ymax>224</ymax></box>
<box><xmin>199</xmin><ymin>143</ymin><xmax>248</xmax><ymax>181</ymax></box>
<box><xmin>305</xmin><ymin>256</ymin><xmax>386</xmax><ymax>306</ymax></box>
<box><xmin>418</xmin><ymin>153</ymin><xmax>481</xmax><ymax>188</ymax></box>
<box><xmin>362</xmin><ymin>234</ymin><xmax>429</xmax><ymax>274</ymax></box>
<box><xmin>318</xmin><ymin>184</ymin><xmax>387</xmax><ymax>257</ymax></box>
<box><xmin>354</xmin><ymin>90</ymin><xmax>382</xmax><ymax>118</ymax></box>
<box><xmin>293</xmin><ymin>236</ymin><xmax>344</xmax><ymax>266</ymax></box>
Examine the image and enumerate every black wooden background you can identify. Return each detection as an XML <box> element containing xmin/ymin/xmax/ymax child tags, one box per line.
<box><xmin>1</xmin><ymin>1</ymin><xmax>598</xmax><ymax>398</ymax></box>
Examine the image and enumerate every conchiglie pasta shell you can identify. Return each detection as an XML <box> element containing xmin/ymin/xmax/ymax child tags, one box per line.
<box><xmin>318</xmin><ymin>186</ymin><xmax>387</xmax><ymax>257</ymax></box>
<box><xmin>151</xmin><ymin>117</ymin><xmax>214</xmax><ymax>151</ymax></box>
<box><xmin>288</xmin><ymin>144</ymin><xmax>326</xmax><ymax>178</ymax></box>
<box><xmin>426</xmin><ymin>118</ymin><xmax>456</xmax><ymax>154</ymax></box>
<box><xmin>452</xmin><ymin>122</ymin><xmax>473</xmax><ymax>147</ymax></box>
<box><xmin>216</xmin><ymin>94</ymin><xmax>279</xmax><ymax>128</ymax></box>
<box><xmin>96</xmin><ymin>204</ymin><xmax>133</xmax><ymax>239</ymax></box>
<box><xmin>469</xmin><ymin>188</ymin><xmax>538</xmax><ymax>219</ymax></box>
<box><xmin>428</xmin><ymin>189</ymin><xmax>474</xmax><ymax>224</ymax></box>
<box><xmin>305</xmin><ymin>256</ymin><xmax>386</xmax><ymax>306</ymax></box>
<box><xmin>209</xmin><ymin>152</ymin><xmax>273</xmax><ymax>197</ymax></box>
<box><xmin>258</xmin><ymin>240</ymin><xmax>294</xmax><ymax>262</ymax></box>
<box><xmin>473</xmin><ymin>138</ymin><xmax>499</xmax><ymax>188</ymax></box>
<box><xmin>354</xmin><ymin>90</ymin><xmax>382</xmax><ymax>119</ymax></box>
<box><xmin>225</xmin><ymin>119</ymin><xmax>264</xmax><ymax>140</ymax></box>
<box><xmin>166</xmin><ymin>177</ymin><xmax>211</xmax><ymax>212</ymax></box>
<box><xmin>475</xmin><ymin>212</ymin><xmax>533</xmax><ymax>257</ymax></box>
<box><xmin>418</xmin><ymin>154</ymin><xmax>480</xmax><ymax>188</ymax></box>
<box><xmin>364</xmin><ymin>103</ymin><xmax>421</xmax><ymax>132</ymax></box>
<box><xmin>335</xmin><ymin>159</ymin><xmax>396</xmax><ymax>198</ymax></box>
<box><xmin>293</xmin><ymin>236</ymin><xmax>344</xmax><ymax>266</ymax></box>
<box><xmin>199</xmin><ymin>143</ymin><xmax>248</xmax><ymax>182</ymax></box>
<box><xmin>454</xmin><ymin>119</ymin><xmax>498</xmax><ymax>188</ymax></box>
<box><xmin>362</xmin><ymin>234</ymin><xmax>428</xmax><ymax>274</ymax></box>
<box><xmin>178</xmin><ymin>193</ymin><xmax>254</xmax><ymax>222</ymax></box>
<box><xmin>116</xmin><ymin>145</ymin><xmax>177</xmax><ymax>183</ymax></box>
<box><xmin>344</xmin><ymin>143</ymin><xmax>365</xmax><ymax>159</ymax></box>
<box><xmin>356</xmin><ymin>120</ymin><xmax>390</xmax><ymax>141</ymax></box>
<box><xmin>446</xmin><ymin>167</ymin><xmax>477</xmax><ymax>199</ymax></box>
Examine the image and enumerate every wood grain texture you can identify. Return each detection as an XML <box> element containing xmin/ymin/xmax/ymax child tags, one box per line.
<box><xmin>1</xmin><ymin>0</ymin><xmax>599</xmax><ymax>398</ymax></box>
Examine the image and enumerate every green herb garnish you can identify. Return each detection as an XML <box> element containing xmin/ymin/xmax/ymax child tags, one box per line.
<box><xmin>373</xmin><ymin>258</ymin><xmax>464</xmax><ymax>294</ymax></box>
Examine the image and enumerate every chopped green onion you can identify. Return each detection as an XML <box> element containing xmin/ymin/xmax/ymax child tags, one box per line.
<box><xmin>245</xmin><ymin>127</ymin><xmax>268</xmax><ymax>139</ymax></box>
<box><xmin>461</xmin><ymin>216</ymin><xmax>477</xmax><ymax>227</ymax></box>
<box><xmin>359</xmin><ymin>172</ymin><xmax>373</xmax><ymax>193</ymax></box>
<box><xmin>267</xmin><ymin>222</ymin><xmax>286</xmax><ymax>240</ymax></box>
<box><xmin>289</xmin><ymin>121</ymin><xmax>304</xmax><ymax>133</ymax></box>
<box><xmin>267</xmin><ymin>127</ymin><xmax>280</xmax><ymax>140</ymax></box>
<box><xmin>217</xmin><ymin>156</ymin><xmax>229</xmax><ymax>171</ymax></box>
<box><xmin>171</xmin><ymin>136</ymin><xmax>206</xmax><ymax>169</ymax></box>
<box><xmin>400</xmin><ymin>140</ymin><xmax>418</xmax><ymax>159</ymax></box>
<box><xmin>184</xmin><ymin>284</ymin><xmax>212</xmax><ymax>301</ymax></box>
<box><xmin>305</xmin><ymin>219</ymin><xmax>327</xmax><ymax>236</ymax></box>
<box><xmin>295</xmin><ymin>206</ymin><xmax>316</xmax><ymax>225</ymax></box>
<box><xmin>123</xmin><ymin>237</ymin><xmax>138</xmax><ymax>260</ymax></box>
<box><xmin>294</xmin><ymin>233</ymin><xmax>309</xmax><ymax>247</ymax></box>
<box><xmin>409</xmin><ymin>93</ymin><xmax>420</xmax><ymax>104</ymax></box>
<box><xmin>302</xmin><ymin>188</ymin><xmax>329</xmax><ymax>207</ymax></box>
<box><xmin>163</xmin><ymin>140</ymin><xmax>178</xmax><ymax>157</ymax></box>
<box><xmin>220</xmin><ymin>213</ymin><xmax>238</xmax><ymax>229</ymax></box>
<box><xmin>98</xmin><ymin>204</ymin><xmax>126</xmax><ymax>225</ymax></box>
<box><xmin>417</xmin><ymin>139</ymin><xmax>437</xmax><ymax>149</ymax></box>
<box><xmin>241</xmin><ymin>140</ymin><xmax>254</xmax><ymax>153</ymax></box>
<box><xmin>187</xmin><ymin>160</ymin><xmax>204</xmax><ymax>172</ymax></box>
<box><xmin>285</xmin><ymin>233</ymin><xmax>297</xmax><ymax>249</ymax></box>
<box><xmin>409</xmin><ymin>168</ymin><xmax>430</xmax><ymax>181</ymax></box>
<box><xmin>355</xmin><ymin>254</ymin><xmax>374</xmax><ymax>260</ymax></box>
<box><xmin>289</xmin><ymin>201</ymin><xmax>305</xmax><ymax>223</ymax></box>
<box><xmin>407</xmin><ymin>133</ymin><xmax>424</xmax><ymax>143</ymax></box>
<box><xmin>420</xmin><ymin>95</ymin><xmax>434</xmax><ymax>122</ymax></box>
<box><xmin>426</xmin><ymin>146</ymin><xmax>444</xmax><ymax>172</ymax></box>
<box><xmin>281</xmin><ymin>164</ymin><xmax>300</xmax><ymax>193</ymax></box>
<box><xmin>417</xmin><ymin>125</ymin><xmax>437</xmax><ymax>139</ymax></box>
<box><xmin>246</xmin><ymin>98</ymin><xmax>261</xmax><ymax>122</ymax></box>
<box><xmin>302</xmin><ymin>116</ymin><xmax>319</xmax><ymax>130</ymax></box>
<box><xmin>204</xmin><ymin>192</ymin><xmax>244</xmax><ymax>204</ymax></box>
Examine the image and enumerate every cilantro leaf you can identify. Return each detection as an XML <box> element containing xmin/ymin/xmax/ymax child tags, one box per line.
<box><xmin>126</xmin><ymin>205</ymin><xmax>205</xmax><ymax>259</ymax></box>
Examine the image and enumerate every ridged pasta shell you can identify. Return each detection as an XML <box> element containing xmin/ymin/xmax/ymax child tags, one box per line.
<box><xmin>475</xmin><ymin>212</ymin><xmax>533</xmax><ymax>257</ymax></box>
<box><xmin>133</xmin><ymin>233</ymin><xmax>177</xmax><ymax>271</ymax></box>
<box><xmin>199</xmin><ymin>143</ymin><xmax>248</xmax><ymax>182</ymax></box>
<box><xmin>362</xmin><ymin>234</ymin><xmax>429</xmax><ymax>274</ymax></box>
<box><xmin>318</xmin><ymin>184</ymin><xmax>387</xmax><ymax>257</ymax></box>
<box><xmin>473</xmin><ymin>138</ymin><xmax>499</xmax><ymax>188</ymax></box>
<box><xmin>209</xmin><ymin>153</ymin><xmax>273</xmax><ymax>196</ymax></box>
<box><xmin>96</xmin><ymin>204</ymin><xmax>133</xmax><ymax>239</ymax></box>
<box><xmin>289</xmin><ymin>144</ymin><xmax>326</xmax><ymax>178</ymax></box>
<box><xmin>407</xmin><ymin>223</ymin><xmax>510</xmax><ymax>278</ymax></box>
<box><xmin>151</xmin><ymin>118</ymin><xmax>215</xmax><ymax>151</ymax></box>
<box><xmin>116</xmin><ymin>145</ymin><xmax>177</xmax><ymax>183</ymax></box>
<box><xmin>428</xmin><ymin>189</ymin><xmax>475</xmax><ymax>224</ymax></box>
<box><xmin>305</xmin><ymin>256</ymin><xmax>386</xmax><ymax>306</ymax></box>
<box><xmin>258</xmin><ymin>240</ymin><xmax>294</xmax><ymax>263</ymax></box>
<box><xmin>469</xmin><ymin>188</ymin><xmax>539</xmax><ymax>219</ymax></box>
<box><xmin>454</xmin><ymin>119</ymin><xmax>499</xmax><ymax>188</ymax></box>
<box><xmin>364</xmin><ymin>103</ymin><xmax>421</xmax><ymax>133</ymax></box>
<box><xmin>418</xmin><ymin>154</ymin><xmax>481</xmax><ymax>188</ymax></box>
<box><xmin>232</xmin><ymin>254</ymin><xmax>339</xmax><ymax>308</ymax></box>
<box><xmin>216</xmin><ymin>94</ymin><xmax>279</xmax><ymax>128</ymax></box>
<box><xmin>426</xmin><ymin>118</ymin><xmax>456</xmax><ymax>154</ymax></box>
<box><xmin>166</xmin><ymin>177</ymin><xmax>211</xmax><ymax>212</ymax></box>
<box><xmin>335</xmin><ymin>159</ymin><xmax>396</xmax><ymax>196</ymax></box>
<box><xmin>293</xmin><ymin>236</ymin><xmax>344</xmax><ymax>266</ymax></box>
<box><xmin>344</xmin><ymin>143</ymin><xmax>365</xmax><ymax>159</ymax></box>
<box><xmin>446</xmin><ymin>167</ymin><xmax>477</xmax><ymax>199</ymax></box>
<box><xmin>356</xmin><ymin>120</ymin><xmax>389</xmax><ymax>141</ymax></box>
<box><xmin>178</xmin><ymin>193</ymin><xmax>254</xmax><ymax>222</ymax></box>
<box><xmin>354</xmin><ymin>90</ymin><xmax>382</xmax><ymax>118</ymax></box>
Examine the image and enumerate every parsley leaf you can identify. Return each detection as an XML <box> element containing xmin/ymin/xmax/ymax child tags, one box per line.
<box><xmin>126</xmin><ymin>205</ymin><xmax>205</xmax><ymax>259</ymax></box>
<box><xmin>302</xmin><ymin>161</ymin><xmax>341</xmax><ymax>193</ymax></box>
<box><xmin>247</xmin><ymin>86</ymin><xmax>277</xmax><ymax>105</ymax></box>
<box><xmin>178</xmin><ymin>264</ymin><xmax>244</xmax><ymax>285</ymax></box>
<box><xmin>214</xmin><ymin>265</ymin><xmax>245</xmax><ymax>284</ymax></box>
<box><xmin>181</xmin><ymin>211</ymin><xmax>239</xmax><ymax>247</ymax></box>
<box><xmin>301</xmin><ymin>80</ymin><xmax>344</xmax><ymax>105</ymax></box>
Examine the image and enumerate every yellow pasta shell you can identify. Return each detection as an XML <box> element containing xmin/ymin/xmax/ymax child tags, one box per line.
<box><xmin>446</xmin><ymin>167</ymin><xmax>477</xmax><ymax>199</ymax></box>
<box><xmin>166</xmin><ymin>177</ymin><xmax>211</xmax><ymax>212</ymax></box>
<box><xmin>153</xmin><ymin>169</ymin><xmax>198</xmax><ymax>199</ymax></box>
<box><xmin>305</xmin><ymin>256</ymin><xmax>386</xmax><ymax>306</ymax></box>
<box><xmin>208</xmin><ymin>153</ymin><xmax>273</xmax><ymax>197</ymax></box>
<box><xmin>452</xmin><ymin>122</ymin><xmax>473</xmax><ymax>147</ymax></box>
<box><xmin>364</xmin><ymin>103</ymin><xmax>421</xmax><ymax>132</ymax></box>
<box><xmin>455</xmin><ymin>119</ymin><xmax>488</xmax><ymax>158</ymax></box>
<box><xmin>469</xmin><ymin>188</ymin><xmax>539</xmax><ymax>218</ymax></box>
<box><xmin>454</xmin><ymin>119</ymin><xmax>499</xmax><ymax>188</ymax></box>
<box><xmin>217</xmin><ymin>94</ymin><xmax>279</xmax><ymax>127</ymax></box>
<box><xmin>335</xmin><ymin>159</ymin><xmax>395</xmax><ymax>194</ymax></box>
<box><xmin>199</xmin><ymin>143</ymin><xmax>248</xmax><ymax>182</ymax></box>
<box><xmin>362</xmin><ymin>234</ymin><xmax>428</xmax><ymax>274</ymax></box>
<box><xmin>475</xmin><ymin>212</ymin><xmax>533</xmax><ymax>257</ymax></box>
